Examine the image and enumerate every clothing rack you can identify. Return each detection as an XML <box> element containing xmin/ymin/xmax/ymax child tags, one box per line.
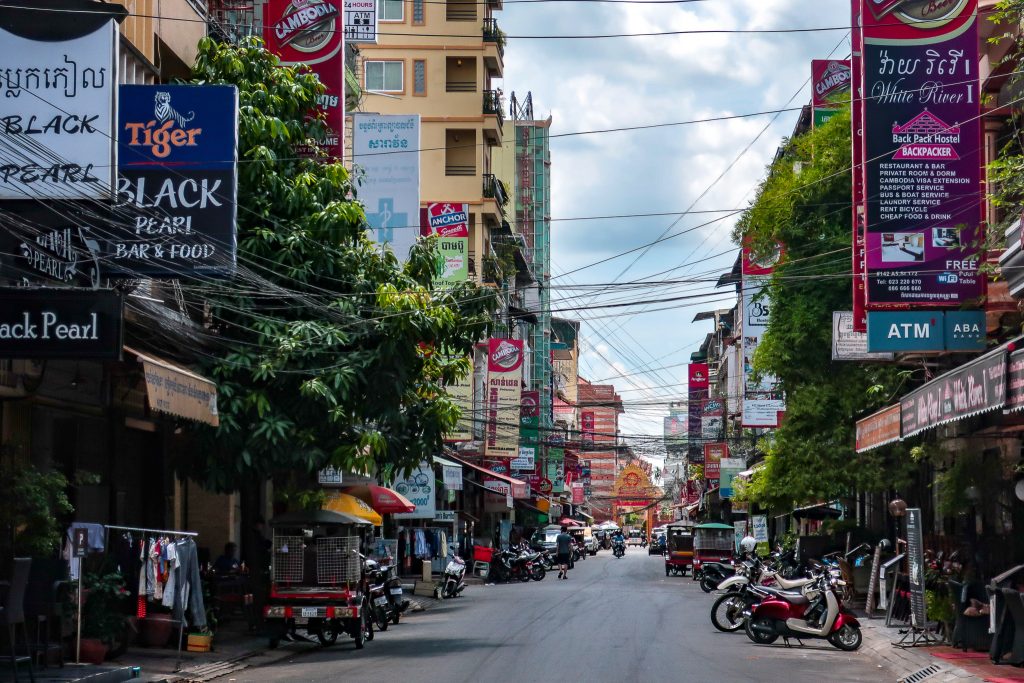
<box><xmin>84</xmin><ymin>524</ymin><xmax>199</xmax><ymax>671</ymax></box>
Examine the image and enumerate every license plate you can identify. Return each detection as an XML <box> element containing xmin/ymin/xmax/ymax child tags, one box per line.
<box><xmin>374</xmin><ymin>596</ymin><xmax>388</xmax><ymax>606</ymax></box>
<box><xmin>389</xmin><ymin>588</ymin><xmax>403</xmax><ymax>596</ymax></box>
<box><xmin>300</xmin><ymin>607</ymin><xmax>318</xmax><ymax>618</ymax></box>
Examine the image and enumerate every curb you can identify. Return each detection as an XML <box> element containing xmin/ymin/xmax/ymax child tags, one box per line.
<box><xmin>858</xmin><ymin>623</ymin><xmax>981</xmax><ymax>682</ymax></box>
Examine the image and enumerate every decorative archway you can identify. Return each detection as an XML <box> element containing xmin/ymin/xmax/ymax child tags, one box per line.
<box><xmin>611</xmin><ymin>463</ymin><xmax>662</xmax><ymax>534</ymax></box>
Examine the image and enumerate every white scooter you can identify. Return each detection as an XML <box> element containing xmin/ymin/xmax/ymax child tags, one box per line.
<box><xmin>440</xmin><ymin>552</ymin><xmax>467</xmax><ymax>598</ymax></box>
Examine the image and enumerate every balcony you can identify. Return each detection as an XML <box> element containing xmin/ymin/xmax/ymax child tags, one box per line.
<box><xmin>447</xmin><ymin>0</ymin><xmax>477</xmax><ymax>21</ymax></box>
<box><xmin>483</xmin><ymin>173</ymin><xmax>508</xmax><ymax>207</ymax></box>
<box><xmin>482</xmin><ymin>90</ymin><xmax>504</xmax><ymax>145</ymax></box>
<box><xmin>446</xmin><ymin>56</ymin><xmax>477</xmax><ymax>93</ymax></box>
<box><xmin>482</xmin><ymin>18</ymin><xmax>505</xmax><ymax>76</ymax></box>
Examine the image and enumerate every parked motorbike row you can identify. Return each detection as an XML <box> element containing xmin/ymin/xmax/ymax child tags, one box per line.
<box><xmin>360</xmin><ymin>553</ymin><xmax>413</xmax><ymax>635</ymax></box>
<box><xmin>699</xmin><ymin>543</ymin><xmax>863</xmax><ymax>652</ymax></box>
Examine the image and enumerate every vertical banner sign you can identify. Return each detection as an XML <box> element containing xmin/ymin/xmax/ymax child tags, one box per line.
<box><xmin>485</xmin><ymin>339</ymin><xmax>523</xmax><ymax>457</ymax></box>
<box><xmin>862</xmin><ymin>0</ymin><xmax>982</xmax><ymax>307</ymax></box>
<box><xmin>116</xmin><ymin>85</ymin><xmax>239</xmax><ymax>277</ymax></box>
<box><xmin>444</xmin><ymin>356</ymin><xmax>474</xmax><ymax>442</ymax></box>
<box><xmin>741</xmin><ymin>244</ymin><xmax>785</xmax><ymax>427</ymax></box>
<box><xmin>516</xmin><ymin>389</ymin><xmax>540</xmax><ymax>472</ymax></box>
<box><xmin>701</xmin><ymin>398</ymin><xmax>724</xmax><ymax>441</ymax></box>
<box><xmin>811</xmin><ymin>59</ymin><xmax>851</xmax><ymax>127</ymax></box>
<box><xmin>719</xmin><ymin>457</ymin><xmax>746</xmax><ymax>498</ymax></box>
<box><xmin>751</xmin><ymin>515</ymin><xmax>769</xmax><ymax>556</ymax></box>
<box><xmin>425</xmin><ymin>203</ymin><xmax>469</xmax><ymax>286</ymax></box>
<box><xmin>581</xmin><ymin>410</ymin><xmax>595</xmax><ymax>444</ymax></box>
<box><xmin>906</xmin><ymin>507</ymin><xmax>928</xmax><ymax>628</ymax></box>
<box><xmin>547</xmin><ymin>447</ymin><xmax>565</xmax><ymax>494</ymax></box>
<box><xmin>352</xmin><ymin>114</ymin><xmax>420</xmax><ymax>261</ymax></box>
<box><xmin>703</xmin><ymin>443</ymin><xmax>727</xmax><ymax>482</ymax></box>
<box><xmin>687</xmin><ymin>363</ymin><xmax>709</xmax><ymax>463</ymax></box>
<box><xmin>263</xmin><ymin>0</ymin><xmax>345</xmax><ymax>160</ymax></box>
<box><xmin>0</xmin><ymin>4</ymin><xmax>124</xmax><ymax>199</ymax></box>
<box><xmin>343</xmin><ymin>0</ymin><xmax>377</xmax><ymax>43</ymax></box>
<box><xmin>852</xmin><ymin>0</ymin><xmax>868</xmax><ymax>331</ymax></box>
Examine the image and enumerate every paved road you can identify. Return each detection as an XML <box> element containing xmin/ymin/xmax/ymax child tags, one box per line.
<box><xmin>239</xmin><ymin>548</ymin><xmax>891</xmax><ymax>683</ymax></box>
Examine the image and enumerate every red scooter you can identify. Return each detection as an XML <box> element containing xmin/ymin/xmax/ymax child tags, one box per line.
<box><xmin>744</xmin><ymin>568</ymin><xmax>862</xmax><ymax>651</ymax></box>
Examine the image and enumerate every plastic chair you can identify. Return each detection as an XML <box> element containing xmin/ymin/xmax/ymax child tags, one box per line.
<box><xmin>0</xmin><ymin>558</ymin><xmax>35</xmax><ymax>682</ymax></box>
<box><xmin>1000</xmin><ymin>588</ymin><xmax>1024</xmax><ymax>665</ymax></box>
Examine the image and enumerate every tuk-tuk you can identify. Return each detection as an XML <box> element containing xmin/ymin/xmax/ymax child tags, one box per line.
<box><xmin>263</xmin><ymin>510</ymin><xmax>373</xmax><ymax>649</ymax></box>
<box><xmin>692</xmin><ymin>522</ymin><xmax>735</xmax><ymax>580</ymax></box>
<box><xmin>664</xmin><ymin>521</ymin><xmax>694</xmax><ymax>576</ymax></box>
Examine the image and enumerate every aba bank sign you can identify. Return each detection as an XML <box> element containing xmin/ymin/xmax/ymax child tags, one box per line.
<box><xmin>867</xmin><ymin>310</ymin><xmax>984</xmax><ymax>353</ymax></box>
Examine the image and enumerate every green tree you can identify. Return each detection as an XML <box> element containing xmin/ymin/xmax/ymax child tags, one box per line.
<box><xmin>735</xmin><ymin>108</ymin><xmax>913</xmax><ymax>510</ymax></box>
<box><xmin>180</xmin><ymin>37</ymin><xmax>495</xmax><ymax>492</ymax></box>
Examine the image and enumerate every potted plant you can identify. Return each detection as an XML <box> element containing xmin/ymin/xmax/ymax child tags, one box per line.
<box><xmin>79</xmin><ymin>572</ymin><xmax>129</xmax><ymax>663</ymax></box>
<box><xmin>140</xmin><ymin>606</ymin><xmax>175</xmax><ymax>648</ymax></box>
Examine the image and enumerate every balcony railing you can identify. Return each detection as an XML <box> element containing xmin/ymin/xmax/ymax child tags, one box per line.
<box><xmin>483</xmin><ymin>173</ymin><xmax>508</xmax><ymax>207</ymax></box>
<box><xmin>483</xmin><ymin>90</ymin><xmax>504</xmax><ymax>128</ymax></box>
<box><xmin>482</xmin><ymin>18</ymin><xmax>505</xmax><ymax>58</ymax></box>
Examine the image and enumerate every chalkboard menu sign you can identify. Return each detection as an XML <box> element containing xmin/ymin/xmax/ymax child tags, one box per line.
<box><xmin>906</xmin><ymin>508</ymin><xmax>927</xmax><ymax>628</ymax></box>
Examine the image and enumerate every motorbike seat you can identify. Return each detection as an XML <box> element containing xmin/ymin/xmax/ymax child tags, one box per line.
<box><xmin>756</xmin><ymin>586</ymin><xmax>809</xmax><ymax>605</ymax></box>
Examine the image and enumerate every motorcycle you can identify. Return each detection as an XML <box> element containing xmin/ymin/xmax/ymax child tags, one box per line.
<box><xmin>440</xmin><ymin>553</ymin><xmax>467</xmax><ymax>598</ymax></box>
<box><xmin>490</xmin><ymin>547</ymin><xmax>546</xmax><ymax>582</ymax></box>
<box><xmin>360</xmin><ymin>554</ymin><xmax>408</xmax><ymax>631</ymax></box>
<box><xmin>613</xmin><ymin>541</ymin><xmax>626</xmax><ymax>558</ymax></box>
<box><xmin>744</xmin><ymin>568</ymin><xmax>862</xmax><ymax>651</ymax></box>
<box><xmin>711</xmin><ymin>562</ymin><xmax>814</xmax><ymax>633</ymax></box>
<box><xmin>698</xmin><ymin>561</ymin><xmax>736</xmax><ymax>593</ymax></box>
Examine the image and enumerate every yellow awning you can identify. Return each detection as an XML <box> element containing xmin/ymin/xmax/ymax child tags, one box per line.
<box><xmin>324</xmin><ymin>493</ymin><xmax>383</xmax><ymax>526</ymax></box>
<box><xmin>126</xmin><ymin>346</ymin><xmax>219</xmax><ymax>427</ymax></box>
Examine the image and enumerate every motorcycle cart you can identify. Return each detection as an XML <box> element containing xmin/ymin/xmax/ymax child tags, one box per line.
<box><xmin>693</xmin><ymin>522</ymin><xmax>735</xmax><ymax>581</ymax></box>
<box><xmin>263</xmin><ymin>510</ymin><xmax>373</xmax><ymax>649</ymax></box>
<box><xmin>567</xmin><ymin>527</ymin><xmax>589</xmax><ymax>560</ymax></box>
<box><xmin>664</xmin><ymin>522</ymin><xmax>694</xmax><ymax>576</ymax></box>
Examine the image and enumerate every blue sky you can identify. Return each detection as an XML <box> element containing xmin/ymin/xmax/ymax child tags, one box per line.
<box><xmin>500</xmin><ymin>0</ymin><xmax>853</xmax><ymax>446</ymax></box>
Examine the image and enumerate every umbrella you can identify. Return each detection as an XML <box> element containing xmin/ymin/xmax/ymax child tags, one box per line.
<box><xmin>324</xmin><ymin>493</ymin><xmax>384</xmax><ymax>526</ymax></box>
<box><xmin>342</xmin><ymin>484</ymin><xmax>416</xmax><ymax>514</ymax></box>
<box><xmin>560</xmin><ymin>518</ymin><xmax>583</xmax><ymax>527</ymax></box>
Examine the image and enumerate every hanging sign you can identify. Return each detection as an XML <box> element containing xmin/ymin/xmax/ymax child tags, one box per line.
<box><xmin>700</xmin><ymin>398</ymin><xmax>724</xmax><ymax>440</ymax></box>
<box><xmin>114</xmin><ymin>84</ymin><xmax>238</xmax><ymax>277</ymax></box>
<box><xmin>425</xmin><ymin>202</ymin><xmax>469</xmax><ymax>286</ymax></box>
<box><xmin>441</xmin><ymin>464</ymin><xmax>462</xmax><ymax>491</ymax></box>
<box><xmin>263</xmin><ymin>0</ymin><xmax>345</xmax><ymax>159</ymax></box>
<box><xmin>444</xmin><ymin>355</ymin><xmax>474</xmax><ymax>442</ymax></box>
<box><xmin>741</xmin><ymin>242</ymin><xmax>785</xmax><ymax>427</ymax></box>
<box><xmin>0</xmin><ymin>288</ymin><xmax>122</xmax><ymax>359</ymax></box>
<box><xmin>833</xmin><ymin>311</ymin><xmax>894</xmax><ymax>360</ymax></box>
<box><xmin>862</xmin><ymin>0</ymin><xmax>983</xmax><ymax>306</ymax></box>
<box><xmin>688</xmin><ymin>362</ymin><xmax>709</xmax><ymax>463</ymax></box>
<box><xmin>855</xmin><ymin>404</ymin><xmax>902</xmax><ymax>453</ymax></box>
<box><xmin>485</xmin><ymin>339</ymin><xmax>523</xmax><ymax>457</ymax></box>
<box><xmin>392</xmin><ymin>462</ymin><xmax>436</xmax><ymax>519</ymax></box>
<box><xmin>0</xmin><ymin>2</ymin><xmax>125</xmax><ymax>199</ymax></box>
<box><xmin>343</xmin><ymin>0</ymin><xmax>377</xmax><ymax>43</ymax></box>
<box><xmin>811</xmin><ymin>59</ymin><xmax>851</xmax><ymax>127</ymax></box>
<box><xmin>703</xmin><ymin>443</ymin><xmax>727</xmax><ymax>482</ymax></box>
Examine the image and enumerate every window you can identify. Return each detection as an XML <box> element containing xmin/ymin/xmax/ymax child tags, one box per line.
<box><xmin>412</xmin><ymin>0</ymin><xmax>424</xmax><ymax>24</ymax></box>
<box><xmin>378</xmin><ymin>0</ymin><xmax>403</xmax><ymax>21</ymax></box>
<box><xmin>365</xmin><ymin>61</ymin><xmax>403</xmax><ymax>92</ymax></box>
<box><xmin>413</xmin><ymin>60</ymin><xmax>426</xmax><ymax>96</ymax></box>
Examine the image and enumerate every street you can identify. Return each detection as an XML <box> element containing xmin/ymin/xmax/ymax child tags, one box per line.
<box><xmin>239</xmin><ymin>549</ymin><xmax>887</xmax><ymax>683</ymax></box>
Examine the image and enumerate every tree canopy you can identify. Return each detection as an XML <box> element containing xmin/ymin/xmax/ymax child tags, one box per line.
<box><xmin>179</xmin><ymin>38</ymin><xmax>495</xmax><ymax>491</ymax></box>
<box><xmin>735</xmin><ymin>108</ymin><xmax>913</xmax><ymax>510</ymax></box>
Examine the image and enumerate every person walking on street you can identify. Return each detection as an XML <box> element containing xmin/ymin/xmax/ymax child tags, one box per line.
<box><xmin>556</xmin><ymin>525</ymin><xmax>573</xmax><ymax>580</ymax></box>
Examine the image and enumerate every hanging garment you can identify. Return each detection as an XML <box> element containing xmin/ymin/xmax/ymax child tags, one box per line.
<box><xmin>172</xmin><ymin>539</ymin><xmax>207</xmax><ymax>630</ymax></box>
<box><xmin>413</xmin><ymin>529</ymin><xmax>429</xmax><ymax>559</ymax></box>
<box><xmin>152</xmin><ymin>539</ymin><xmax>165</xmax><ymax>601</ymax></box>
<box><xmin>439</xmin><ymin>531</ymin><xmax>448</xmax><ymax>558</ymax></box>
<box><xmin>162</xmin><ymin>541</ymin><xmax>180</xmax><ymax>608</ymax></box>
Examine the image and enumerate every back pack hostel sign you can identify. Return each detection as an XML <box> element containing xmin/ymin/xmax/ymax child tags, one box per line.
<box><xmin>344</xmin><ymin>0</ymin><xmax>377</xmax><ymax>43</ymax></box>
<box><xmin>833</xmin><ymin>311</ymin><xmax>894</xmax><ymax>360</ymax></box>
<box><xmin>866</xmin><ymin>310</ymin><xmax>985</xmax><ymax>352</ymax></box>
<box><xmin>485</xmin><ymin>338</ymin><xmax>523</xmax><ymax>458</ymax></box>
<box><xmin>900</xmin><ymin>349</ymin><xmax>1006</xmax><ymax>438</ymax></box>
<box><xmin>862</xmin><ymin>0</ymin><xmax>983</xmax><ymax>306</ymax></box>
<box><xmin>352</xmin><ymin>114</ymin><xmax>420</xmax><ymax>261</ymax></box>
<box><xmin>742</xmin><ymin>243</ymin><xmax>785</xmax><ymax>428</ymax></box>
<box><xmin>392</xmin><ymin>462</ymin><xmax>435</xmax><ymax>519</ymax></box>
<box><xmin>425</xmin><ymin>203</ymin><xmax>469</xmax><ymax>286</ymax></box>
<box><xmin>0</xmin><ymin>288</ymin><xmax>122</xmax><ymax>359</ymax></box>
<box><xmin>263</xmin><ymin>0</ymin><xmax>344</xmax><ymax>159</ymax></box>
<box><xmin>0</xmin><ymin>0</ymin><xmax>125</xmax><ymax>199</ymax></box>
<box><xmin>115</xmin><ymin>85</ymin><xmax>238</xmax><ymax>277</ymax></box>
<box><xmin>855</xmin><ymin>403</ymin><xmax>902</xmax><ymax>453</ymax></box>
<box><xmin>812</xmin><ymin>59</ymin><xmax>851</xmax><ymax>127</ymax></box>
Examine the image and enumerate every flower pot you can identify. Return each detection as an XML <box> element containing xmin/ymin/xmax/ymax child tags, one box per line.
<box><xmin>140</xmin><ymin>614</ymin><xmax>174</xmax><ymax>648</ymax></box>
<box><xmin>78</xmin><ymin>638</ymin><xmax>108</xmax><ymax>665</ymax></box>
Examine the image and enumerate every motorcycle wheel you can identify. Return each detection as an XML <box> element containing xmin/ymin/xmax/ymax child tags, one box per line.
<box><xmin>519</xmin><ymin>569</ymin><xmax>531</xmax><ymax>583</ymax></box>
<box><xmin>374</xmin><ymin>606</ymin><xmax>389</xmax><ymax>632</ymax></box>
<box><xmin>828</xmin><ymin>624</ymin><xmax>863</xmax><ymax>651</ymax></box>
<box><xmin>391</xmin><ymin>610</ymin><xmax>401</xmax><ymax>625</ymax></box>
<box><xmin>711</xmin><ymin>592</ymin><xmax>747</xmax><ymax>632</ymax></box>
<box><xmin>700</xmin><ymin>576</ymin><xmax>717</xmax><ymax>593</ymax></box>
<box><xmin>745</xmin><ymin>617</ymin><xmax>779</xmax><ymax>645</ymax></box>
<box><xmin>530</xmin><ymin>564</ymin><xmax>546</xmax><ymax>581</ymax></box>
<box><xmin>317</xmin><ymin>619</ymin><xmax>339</xmax><ymax>646</ymax></box>
<box><xmin>665</xmin><ymin>566</ymin><xmax>670</xmax><ymax>576</ymax></box>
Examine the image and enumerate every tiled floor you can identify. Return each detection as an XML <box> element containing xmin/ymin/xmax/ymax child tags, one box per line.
<box><xmin>929</xmin><ymin>647</ymin><xmax>1024</xmax><ymax>682</ymax></box>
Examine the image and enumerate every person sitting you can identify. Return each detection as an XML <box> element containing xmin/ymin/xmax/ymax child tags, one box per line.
<box><xmin>213</xmin><ymin>542</ymin><xmax>241</xmax><ymax>574</ymax></box>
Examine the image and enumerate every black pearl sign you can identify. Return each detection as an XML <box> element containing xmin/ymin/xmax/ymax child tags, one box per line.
<box><xmin>0</xmin><ymin>289</ymin><xmax>123</xmax><ymax>359</ymax></box>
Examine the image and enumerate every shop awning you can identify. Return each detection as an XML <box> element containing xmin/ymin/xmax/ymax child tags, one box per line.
<box><xmin>448</xmin><ymin>454</ymin><xmax>529</xmax><ymax>499</ymax></box>
<box><xmin>433</xmin><ymin>455</ymin><xmax>462</xmax><ymax>469</ymax></box>
<box><xmin>126</xmin><ymin>346</ymin><xmax>219</xmax><ymax>426</ymax></box>
<box><xmin>792</xmin><ymin>501</ymin><xmax>842</xmax><ymax>520</ymax></box>
<box><xmin>514</xmin><ymin>498</ymin><xmax>547</xmax><ymax>516</ymax></box>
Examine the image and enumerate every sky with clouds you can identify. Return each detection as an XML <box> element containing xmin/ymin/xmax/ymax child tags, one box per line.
<box><xmin>499</xmin><ymin>0</ymin><xmax>853</xmax><ymax>453</ymax></box>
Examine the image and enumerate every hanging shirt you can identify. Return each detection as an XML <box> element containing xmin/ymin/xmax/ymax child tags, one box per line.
<box><xmin>440</xmin><ymin>531</ymin><xmax>448</xmax><ymax>558</ymax></box>
<box><xmin>413</xmin><ymin>529</ymin><xmax>429</xmax><ymax>558</ymax></box>
<box><xmin>162</xmin><ymin>542</ymin><xmax>180</xmax><ymax>608</ymax></box>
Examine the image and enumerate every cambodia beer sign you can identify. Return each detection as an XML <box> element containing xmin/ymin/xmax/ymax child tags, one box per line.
<box><xmin>0</xmin><ymin>1</ymin><xmax>125</xmax><ymax>199</ymax></box>
<box><xmin>862</xmin><ymin>0</ymin><xmax>983</xmax><ymax>306</ymax></box>
<box><xmin>485</xmin><ymin>338</ymin><xmax>523</xmax><ymax>457</ymax></box>
<box><xmin>263</xmin><ymin>0</ymin><xmax>344</xmax><ymax>159</ymax></box>
<box><xmin>115</xmin><ymin>85</ymin><xmax>239</xmax><ymax>276</ymax></box>
<box><xmin>812</xmin><ymin>59</ymin><xmax>851</xmax><ymax>127</ymax></box>
<box><xmin>0</xmin><ymin>289</ymin><xmax>123</xmax><ymax>359</ymax></box>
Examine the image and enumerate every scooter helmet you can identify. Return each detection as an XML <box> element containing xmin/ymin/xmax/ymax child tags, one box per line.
<box><xmin>739</xmin><ymin>536</ymin><xmax>757</xmax><ymax>554</ymax></box>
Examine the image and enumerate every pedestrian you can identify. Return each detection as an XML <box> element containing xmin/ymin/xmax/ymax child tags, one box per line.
<box><xmin>556</xmin><ymin>525</ymin><xmax>573</xmax><ymax>580</ymax></box>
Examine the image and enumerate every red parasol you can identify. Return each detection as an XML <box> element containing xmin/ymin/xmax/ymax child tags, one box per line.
<box><xmin>342</xmin><ymin>484</ymin><xmax>416</xmax><ymax>514</ymax></box>
<box><xmin>560</xmin><ymin>518</ymin><xmax>583</xmax><ymax>527</ymax></box>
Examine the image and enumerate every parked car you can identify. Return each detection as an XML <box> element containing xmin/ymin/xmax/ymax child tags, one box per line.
<box><xmin>627</xmin><ymin>529</ymin><xmax>644</xmax><ymax>547</ymax></box>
